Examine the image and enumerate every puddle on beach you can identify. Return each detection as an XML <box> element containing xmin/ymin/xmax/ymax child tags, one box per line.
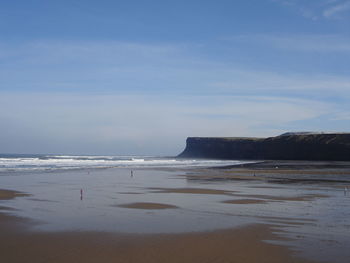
<box><xmin>1</xmin><ymin>167</ymin><xmax>350</xmax><ymax>262</ymax></box>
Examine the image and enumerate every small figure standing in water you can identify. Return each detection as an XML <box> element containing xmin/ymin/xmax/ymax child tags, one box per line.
<box><xmin>131</xmin><ymin>170</ymin><xmax>134</xmax><ymax>178</ymax></box>
<box><xmin>80</xmin><ymin>189</ymin><xmax>83</xmax><ymax>200</ymax></box>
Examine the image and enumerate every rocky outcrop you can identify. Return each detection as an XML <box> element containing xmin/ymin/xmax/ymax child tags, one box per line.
<box><xmin>178</xmin><ymin>133</ymin><xmax>350</xmax><ymax>161</ymax></box>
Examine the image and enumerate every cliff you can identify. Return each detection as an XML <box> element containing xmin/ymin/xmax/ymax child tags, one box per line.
<box><xmin>178</xmin><ymin>133</ymin><xmax>350</xmax><ymax>161</ymax></box>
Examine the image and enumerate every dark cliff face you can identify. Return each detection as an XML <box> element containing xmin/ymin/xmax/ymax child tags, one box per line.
<box><xmin>178</xmin><ymin>134</ymin><xmax>350</xmax><ymax>161</ymax></box>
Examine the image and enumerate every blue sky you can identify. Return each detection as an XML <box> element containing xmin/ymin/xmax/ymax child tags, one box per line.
<box><xmin>0</xmin><ymin>0</ymin><xmax>349</xmax><ymax>155</ymax></box>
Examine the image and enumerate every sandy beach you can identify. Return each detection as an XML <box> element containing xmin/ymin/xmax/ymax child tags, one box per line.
<box><xmin>1</xmin><ymin>160</ymin><xmax>350</xmax><ymax>262</ymax></box>
<box><xmin>0</xmin><ymin>189</ymin><xmax>311</xmax><ymax>263</ymax></box>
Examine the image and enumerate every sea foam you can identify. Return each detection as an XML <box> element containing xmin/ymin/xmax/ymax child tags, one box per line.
<box><xmin>0</xmin><ymin>154</ymin><xmax>250</xmax><ymax>172</ymax></box>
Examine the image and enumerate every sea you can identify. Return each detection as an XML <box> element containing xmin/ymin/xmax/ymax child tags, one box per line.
<box><xmin>0</xmin><ymin>154</ymin><xmax>248</xmax><ymax>172</ymax></box>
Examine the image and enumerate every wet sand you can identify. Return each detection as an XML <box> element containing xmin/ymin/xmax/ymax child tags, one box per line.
<box><xmin>222</xmin><ymin>199</ymin><xmax>268</xmax><ymax>204</ymax></box>
<box><xmin>118</xmin><ymin>202</ymin><xmax>178</xmax><ymax>209</ymax></box>
<box><xmin>1</xmin><ymin>160</ymin><xmax>350</xmax><ymax>262</ymax></box>
<box><xmin>150</xmin><ymin>187</ymin><xmax>235</xmax><ymax>195</ymax></box>
<box><xmin>221</xmin><ymin>160</ymin><xmax>350</xmax><ymax>170</ymax></box>
<box><xmin>0</xmin><ymin>188</ymin><xmax>315</xmax><ymax>263</ymax></box>
<box><xmin>149</xmin><ymin>187</ymin><xmax>330</xmax><ymax>202</ymax></box>
<box><xmin>0</xmin><ymin>188</ymin><xmax>29</xmax><ymax>200</ymax></box>
<box><xmin>186</xmin><ymin>160</ymin><xmax>350</xmax><ymax>185</ymax></box>
<box><xmin>231</xmin><ymin>193</ymin><xmax>331</xmax><ymax>202</ymax></box>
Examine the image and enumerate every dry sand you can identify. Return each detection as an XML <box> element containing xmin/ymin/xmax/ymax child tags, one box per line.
<box><xmin>0</xmin><ymin>189</ymin><xmax>314</xmax><ymax>263</ymax></box>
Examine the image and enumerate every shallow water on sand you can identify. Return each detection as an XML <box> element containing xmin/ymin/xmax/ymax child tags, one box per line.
<box><xmin>1</xmin><ymin>167</ymin><xmax>350</xmax><ymax>262</ymax></box>
<box><xmin>0</xmin><ymin>168</ymin><xmax>255</xmax><ymax>233</ymax></box>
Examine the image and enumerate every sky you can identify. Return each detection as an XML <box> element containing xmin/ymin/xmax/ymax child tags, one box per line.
<box><xmin>0</xmin><ymin>0</ymin><xmax>349</xmax><ymax>155</ymax></box>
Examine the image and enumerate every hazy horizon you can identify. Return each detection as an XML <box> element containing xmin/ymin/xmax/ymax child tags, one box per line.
<box><xmin>1</xmin><ymin>1</ymin><xmax>349</xmax><ymax>155</ymax></box>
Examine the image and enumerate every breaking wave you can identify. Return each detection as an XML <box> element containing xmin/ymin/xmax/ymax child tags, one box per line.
<box><xmin>0</xmin><ymin>154</ymin><xmax>251</xmax><ymax>172</ymax></box>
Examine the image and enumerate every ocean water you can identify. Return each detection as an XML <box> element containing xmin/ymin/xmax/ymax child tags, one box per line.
<box><xmin>0</xmin><ymin>154</ymin><xmax>251</xmax><ymax>172</ymax></box>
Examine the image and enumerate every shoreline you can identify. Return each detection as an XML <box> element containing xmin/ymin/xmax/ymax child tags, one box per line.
<box><xmin>182</xmin><ymin>160</ymin><xmax>350</xmax><ymax>184</ymax></box>
<box><xmin>214</xmin><ymin>159</ymin><xmax>350</xmax><ymax>170</ymax></box>
<box><xmin>1</xmin><ymin>160</ymin><xmax>350</xmax><ymax>263</ymax></box>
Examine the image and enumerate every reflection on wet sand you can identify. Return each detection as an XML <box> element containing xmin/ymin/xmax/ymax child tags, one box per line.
<box><xmin>0</xmin><ymin>188</ymin><xmax>314</xmax><ymax>263</ymax></box>
<box><xmin>230</xmin><ymin>193</ymin><xmax>331</xmax><ymax>202</ymax></box>
<box><xmin>149</xmin><ymin>187</ymin><xmax>235</xmax><ymax>195</ymax></box>
<box><xmin>0</xmin><ymin>161</ymin><xmax>350</xmax><ymax>262</ymax></box>
<box><xmin>118</xmin><ymin>202</ymin><xmax>178</xmax><ymax>209</ymax></box>
<box><xmin>222</xmin><ymin>199</ymin><xmax>268</xmax><ymax>204</ymax></box>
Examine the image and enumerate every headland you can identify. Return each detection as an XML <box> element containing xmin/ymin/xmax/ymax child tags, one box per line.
<box><xmin>178</xmin><ymin>132</ymin><xmax>350</xmax><ymax>161</ymax></box>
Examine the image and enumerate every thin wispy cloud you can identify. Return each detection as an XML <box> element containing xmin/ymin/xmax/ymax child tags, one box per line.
<box><xmin>331</xmin><ymin>111</ymin><xmax>350</xmax><ymax>120</ymax></box>
<box><xmin>211</xmin><ymin>71</ymin><xmax>350</xmax><ymax>94</ymax></box>
<box><xmin>1</xmin><ymin>40</ymin><xmax>350</xmax><ymax>97</ymax></box>
<box><xmin>0</xmin><ymin>92</ymin><xmax>332</xmax><ymax>154</ymax></box>
<box><xmin>324</xmin><ymin>1</ymin><xmax>350</xmax><ymax>18</ymax></box>
<box><xmin>231</xmin><ymin>34</ymin><xmax>350</xmax><ymax>52</ymax></box>
<box><xmin>273</xmin><ymin>0</ymin><xmax>350</xmax><ymax>20</ymax></box>
<box><xmin>0</xmin><ymin>39</ymin><xmax>349</xmax><ymax>154</ymax></box>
